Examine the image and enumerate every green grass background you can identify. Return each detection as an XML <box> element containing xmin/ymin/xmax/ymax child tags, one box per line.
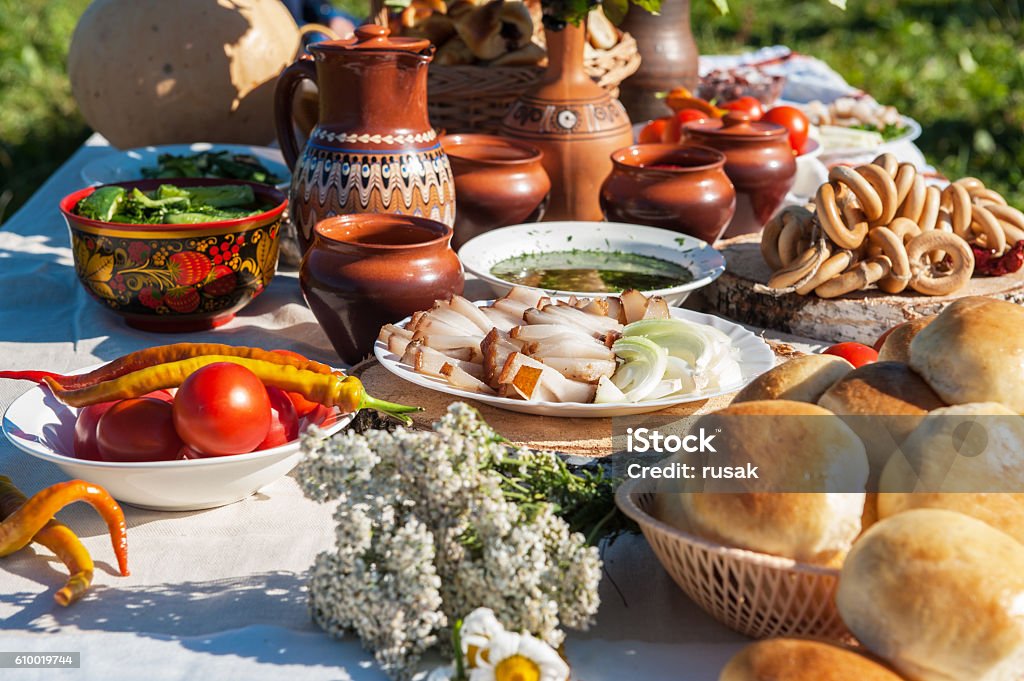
<box><xmin>1</xmin><ymin>0</ymin><xmax>1020</xmax><ymax>225</ymax></box>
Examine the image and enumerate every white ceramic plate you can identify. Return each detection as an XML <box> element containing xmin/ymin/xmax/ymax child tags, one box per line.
<box><xmin>458</xmin><ymin>222</ymin><xmax>726</xmax><ymax>307</ymax></box>
<box><xmin>375</xmin><ymin>304</ymin><xmax>774</xmax><ymax>418</ymax></box>
<box><xmin>80</xmin><ymin>143</ymin><xmax>290</xmax><ymax>189</ymax></box>
<box><xmin>815</xmin><ymin>116</ymin><xmax>922</xmax><ymax>163</ymax></box>
<box><xmin>2</xmin><ymin>368</ymin><xmax>351</xmax><ymax>511</ymax></box>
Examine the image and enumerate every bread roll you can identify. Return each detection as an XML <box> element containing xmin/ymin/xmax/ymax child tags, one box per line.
<box><xmin>720</xmin><ymin>638</ymin><xmax>907</xmax><ymax>681</ymax></box>
<box><xmin>733</xmin><ymin>354</ymin><xmax>852</xmax><ymax>404</ymax></box>
<box><xmin>586</xmin><ymin>7</ymin><xmax>618</xmax><ymax>50</ymax></box>
<box><xmin>454</xmin><ymin>0</ymin><xmax>505</xmax><ymax>60</ymax></box>
<box><xmin>878</xmin><ymin>401</ymin><xmax>1024</xmax><ymax>543</ymax></box>
<box><xmin>837</xmin><ymin>509</ymin><xmax>1024</xmax><ymax>681</ymax></box>
<box><xmin>490</xmin><ymin>41</ymin><xmax>543</xmax><ymax>65</ymax></box>
<box><xmin>436</xmin><ymin>36</ymin><xmax>475</xmax><ymax>65</ymax></box>
<box><xmin>498</xmin><ymin>1</ymin><xmax>532</xmax><ymax>51</ymax></box>
<box><xmin>818</xmin><ymin>361</ymin><xmax>945</xmax><ymax>488</ymax></box>
<box><xmin>909</xmin><ymin>297</ymin><xmax>1024</xmax><ymax>410</ymax></box>
<box><xmin>653</xmin><ymin>401</ymin><xmax>869</xmax><ymax>565</ymax></box>
<box><xmin>877</xmin><ymin>315</ymin><xmax>934</xmax><ymax>363</ymax></box>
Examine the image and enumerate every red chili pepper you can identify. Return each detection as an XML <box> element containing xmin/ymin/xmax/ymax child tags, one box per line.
<box><xmin>0</xmin><ymin>370</ymin><xmax>71</xmax><ymax>384</ymax></box>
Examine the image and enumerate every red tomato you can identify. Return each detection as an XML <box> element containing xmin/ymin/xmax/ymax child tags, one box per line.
<box><xmin>96</xmin><ymin>397</ymin><xmax>183</xmax><ymax>462</ymax></box>
<box><xmin>662</xmin><ymin>108</ymin><xmax>709</xmax><ymax>143</ymax></box>
<box><xmin>304</xmin><ymin>404</ymin><xmax>334</xmax><ymax>428</ymax></box>
<box><xmin>721</xmin><ymin>96</ymin><xmax>765</xmax><ymax>120</ymax></box>
<box><xmin>638</xmin><ymin>118</ymin><xmax>669</xmax><ymax>144</ymax></box>
<box><xmin>822</xmin><ymin>342</ymin><xmax>879</xmax><ymax>369</ymax></box>
<box><xmin>74</xmin><ymin>401</ymin><xmax>116</xmax><ymax>461</ymax></box>
<box><xmin>762</xmin><ymin>105</ymin><xmax>810</xmax><ymax>154</ymax></box>
<box><xmin>257</xmin><ymin>387</ymin><xmax>300</xmax><ymax>450</ymax></box>
<box><xmin>73</xmin><ymin>389</ymin><xmax>173</xmax><ymax>460</ymax></box>
<box><xmin>272</xmin><ymin>350</ymin><xmax>321</xmax><ymax>417</ymax></box>
<box><xmin>173</xmin><ymin>362</ymin><xmax>271</xmax><ymax>456</ymax></box>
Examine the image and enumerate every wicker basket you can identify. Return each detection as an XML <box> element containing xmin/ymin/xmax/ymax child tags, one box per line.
<box><xmin>427</xmin><ymin>32</ymin><xmax>641</xmax><ymax>133</ymax></box>
<box><xmin>616</xmin><ymin>481</ymin><xmax>853</xmax><ymax>642</ymax></box>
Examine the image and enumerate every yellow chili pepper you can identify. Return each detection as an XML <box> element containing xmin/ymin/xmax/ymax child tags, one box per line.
<box><xmin>0</xmin><ymin>476</ymin><xmax>129</xmax><ymax>605</ymax></box>
<box><xmin>43</xmin><ymin>355</ymin><xmax>419</xmax><ymax>423</ymax></box>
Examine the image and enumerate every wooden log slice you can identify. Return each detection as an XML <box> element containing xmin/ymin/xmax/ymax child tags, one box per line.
<box><xmin>700</xmin><ymin>234</ymin><xmax>1024</xmax><ymax>345</ymax></box>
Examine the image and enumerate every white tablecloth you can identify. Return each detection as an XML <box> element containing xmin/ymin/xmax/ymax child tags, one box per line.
<box><xmin>0</xmin><ymin>134</ymin><xmax>754</xmax><ymax>680</ymax></box>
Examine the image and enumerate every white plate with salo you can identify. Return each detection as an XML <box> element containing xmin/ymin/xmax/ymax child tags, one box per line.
<box><xmin>80</xmin><ymin>143</ymin><xmax>290</xmax><ymax>190</ymax></box>
<box><xmin>2</xmin><ymin>366</ymin><xmax>350</xmax><ymax>511</ymax></box>
<box><xmin>374</xmin><ymin>305</ymin><xmax>774</xmax><ymax>418</ymax></box>
<box><xmin>458</xmin><ymin>222</ymin><xmax>726</xmax><ymax>307</ymax></box>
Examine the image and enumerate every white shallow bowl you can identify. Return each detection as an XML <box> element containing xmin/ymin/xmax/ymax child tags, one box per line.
<box><xmin>458</xmin><ymin>222</ymin><xmax>726</xmax><ymax>306</ymax></box>
<box><xmin>375</xmin><ymin>304</ymin><xmax>774</xmax><ymax>418</ymax></box>
<box><xmin>2</xmin><ymin>375</ymin><xmax>351</xmax><ymax>512</ymax></box>
<box><xmin>81</xmin><ymin>143</ymin><xmax>290</xmax><ymax>191</ymax></box>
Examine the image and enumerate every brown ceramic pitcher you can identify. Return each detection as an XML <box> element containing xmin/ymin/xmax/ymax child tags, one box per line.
<box><xmin>600</xmin><ymin>144</ymin><xmax>736</xmax><ymax>244</ymax></box>
<box><xmin>440</xmin><ymin>134</ymin><xmax>550</xmax><ymax>251</ymax></box>
<box><xmin>684</xmin><ymin>112</ymin><xmax>796</xmax><ymax>238</ymax></box>
<box><xmin>299</xmin><ymin>214</ymin><xmax>464</xmax><ymax>364</ymax></box>
<box><xmin>274</xmin><ymin>24</ymin><xmax>455</xmax><ymax>253</ymax></box>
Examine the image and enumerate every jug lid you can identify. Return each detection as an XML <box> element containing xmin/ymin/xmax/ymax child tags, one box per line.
<box><xmin>685</xmin><ymin>111</ymin><xmax>788</xmax><ymax>139</ymax></box>
<box><xmin>318</xmin><ymin>23</ymin><xmax>431</xmax><ymax>53</ymax></box>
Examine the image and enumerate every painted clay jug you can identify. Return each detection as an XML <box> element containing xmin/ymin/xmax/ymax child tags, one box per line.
<box><xmin>274</xmin><ymin>24</ymin><xmax>455</xmax><ymax>252</ymax></box>
<box><xmin>500</xmin><ymin>22</ymin><xmax>633</xmax><ymax>222</ymax></box>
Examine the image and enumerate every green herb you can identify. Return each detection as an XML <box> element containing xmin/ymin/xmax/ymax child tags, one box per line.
<box><xmin>141</xmin><ymin>151</ymin><xmax>282</xmax><ymax>185</ymax></box>
<box><xmin>74</xmin><ymin>183</ymin><xmax>267</xmax><ymax>224</ymax></box>
<box><xmin>850</xmin><ymin>122</ymin><xmax>910</xmax><ymax>141</ymax></box>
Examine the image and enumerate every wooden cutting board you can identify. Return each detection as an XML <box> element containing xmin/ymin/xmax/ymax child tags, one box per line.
<box><xmin>699</xmin><ymin>234</ymin><xmax>1024</xmax><ymax>345</ymax></box>
<box><xmin>351</xmin><ymin>340</ymin><xmax>803</xmax><ymax>459</ymax></box>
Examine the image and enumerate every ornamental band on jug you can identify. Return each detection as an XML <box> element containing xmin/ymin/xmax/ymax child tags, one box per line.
<box><xmin>274</xmin><ymin>24</ymin><xmax>455</xmax><ymax>252</ymax></box>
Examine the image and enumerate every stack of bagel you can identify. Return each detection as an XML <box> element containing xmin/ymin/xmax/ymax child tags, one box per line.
<box><xmin>761</xmin><ymin>153</ymin><xmax>1024</xmax><ymax>299</ymax></box>
<box><xmin>652</xmin><ymin>296</ymin><xmax>1024</xmax><ymax>680</ymax></box>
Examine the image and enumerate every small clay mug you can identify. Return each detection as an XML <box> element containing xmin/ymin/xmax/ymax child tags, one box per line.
<box><xmin>300</xmin><ymin>214</ymin><xmax>464</xmax><ymax>364</ymax></box>
<box><xmin>684</xmin><ymin>111</ymin><xmax>797</xmax><ymax>237</ymax></box>
<box><xmin>599</xmin><ymin>144</ymin><xmax>736</xmax><ymax>244</ymax></box>
<box><xmin>440</xmin><ymin>134</ymin><xmax>551</xmax><ymax>250</ymax></box>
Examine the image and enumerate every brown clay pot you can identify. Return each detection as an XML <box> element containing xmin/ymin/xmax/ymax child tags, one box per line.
<box><xmin>500</xmin><ymin>22</ymin><xmax>634</xmax><ymax>222</ymax></box>
<box><xmin>275</xmin><ymin>25</ymin><xmax>455</xmax><ymax>253</ymax></box>
<box><xmin>600</xmin><ymin>144</ymin><xmax>736</xmax><ymax>244</ymax></box>
<box><xmin>440</xmin><ymin>134</ymin><xmax>551</xmax><ymax>251</ymax></box>
<box><xmin>684</xmin><ymin>111</ymin><xmax>797</xmax><ymax>238</ymax></box>
<box><xmin>618</xmin><ymin>0</ymin><xmax>699</xmax><ymax>122</ymax></box>
<box><xmin>299</xmin><ymin>214</ymin><xmax>464</xmax><ymax>364</ymax></box>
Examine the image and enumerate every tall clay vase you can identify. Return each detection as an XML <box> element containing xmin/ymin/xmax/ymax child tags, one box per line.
<box><xmin>500</xmin><ymin>22</ymin><xmax>633</xmax><ymax>222</ymax></box>
<box><xmin>619</xmin><ymin>0</ymin><xmax>699</xmax><ymax>122</ymax></box>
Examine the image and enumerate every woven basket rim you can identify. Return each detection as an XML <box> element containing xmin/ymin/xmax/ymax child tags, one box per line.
<box><xmin>615</xmin><ymin>477</ymin><xmax>843</xmax><ymax>578</ymax></box>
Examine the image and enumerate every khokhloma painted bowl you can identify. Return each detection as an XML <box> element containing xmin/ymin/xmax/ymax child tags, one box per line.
<box><xmin>59</xmin><ymin>178</ymin><xmax>286</xmax><ymax>332</ymax></box>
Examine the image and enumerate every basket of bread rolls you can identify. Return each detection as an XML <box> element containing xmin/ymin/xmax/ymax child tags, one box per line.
<box><xmin>383</xmin><ymin>0</ymin><xmax>640</xmax><ymax>132</ymax></box>
<box><xmin>617</xmin><ymin>295</ymin><xmax>1024</xmax><ymax>675</ymax></box>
